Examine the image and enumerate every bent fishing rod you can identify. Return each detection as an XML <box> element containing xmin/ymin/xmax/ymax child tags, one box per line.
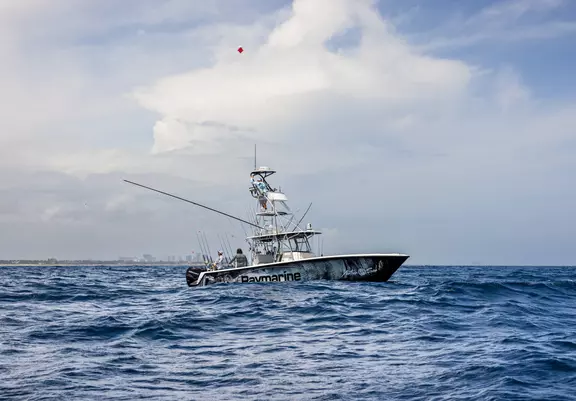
<box><xmin>123</xmin><ymin>179</ymin><xmax>263</xmax><ymax>229</ymax></box>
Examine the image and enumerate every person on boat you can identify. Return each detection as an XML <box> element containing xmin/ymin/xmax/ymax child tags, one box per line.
<box><xmin>256</xmin><ymin>178</ymin><xmax>267</xmax><ymax>194</ymax></box>
<box><xmin>259</xmin><ymin>194</ymin><xmax>268</xmax><ymax>211</ymax></box>
<box><xmin>250</xmin><ymin>174</ymin><xmax>269</xmax><ymax>211</ymax></box>
<box><xmin>212</xmin><ymin>250</ymin><xmax>225</xmax><ymax>270</ymax></box>
<box><xmin>229</xmin><ymin>248</ymin><xmax>248</xmax><ymax>268</ymax></box>
<box><xmin>258</xmin><ymin>179</ymin><xmax>268</xmax><ymax>211</ymax></box>
<box><xmin>250</xmin><ymin>174</ymin><xmax>268</xmax><ymax>193</ymax></box>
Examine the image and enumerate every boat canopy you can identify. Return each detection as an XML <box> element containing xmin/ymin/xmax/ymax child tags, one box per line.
<box><xmin>247</xmin><ymin>230</ymin><xmax>322</xmax><ymax>243</ymax></box>
<box><xmin>250</xmin><ymin>166</ymin><xmax>276</xmax><ymax>177</ymax></box>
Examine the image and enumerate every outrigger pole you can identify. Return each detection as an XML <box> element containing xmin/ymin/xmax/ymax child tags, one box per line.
<box><xmin>123</xmin><ymin>179</ymin><xmax>263</xmax><ymax>229</ymax></box>
<box><xmin>295</xmin><ymin>202</ymin><xmax>313</xmax><ymax>229</ymax></box>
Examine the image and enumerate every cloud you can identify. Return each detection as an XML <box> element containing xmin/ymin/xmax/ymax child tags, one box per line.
<box><xmin>493</xmin><ymin>65</ymin><xmax>531</xmax><ymax>111</ymax></box>
<box><xmin>478</xmin><ymin>0</ymin><xmax>564</xmax><ymax>20</ymax></box>
<box><xmin>1</xmin><ymin>0</ymin><xmax>575</xmax><ymax>264</ymax></box>
<box><xmin>132</xmin><ymin>0</ymin><xmax>472</xmax><ymax>159</ymax></box>
<box><xmin>410</xmin><ymin>0</ymin><xmax>576</xmax><ymax>52</ymax></box>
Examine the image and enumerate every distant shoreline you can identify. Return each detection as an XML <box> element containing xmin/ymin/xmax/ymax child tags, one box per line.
<box><xmin>0</xmin><ymin>263</ymin><xmax>205</xmax><ymax>267</ymax></box>
<box><xmin>1</xmin><ymin>263</ymin><xmax>574</xmax><ymax>268</ymax></box>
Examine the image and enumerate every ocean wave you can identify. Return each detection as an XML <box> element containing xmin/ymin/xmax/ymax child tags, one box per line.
<box><xmin>1</xmin><ymin>265</ymin><xmax>576</xmax><ymax>400</ymax></box>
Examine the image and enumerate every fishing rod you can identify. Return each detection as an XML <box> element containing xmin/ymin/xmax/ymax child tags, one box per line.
<box><xmin>226</xmin><ymin>234</ymin><xmax>235</xmax><ymax>263</ymax></box>
<box><xmin>217</xmin><ymin>234</ymin><xmax>225</xmax><ymax>258</ymax></box>
<box><xmin>195</xmin><ymin>231</ymin><xmax>209</xmax><ymax>265</ymax></box>
<box><xmin>223</xmin><ymin>233</ymin><xmax>234</xmax><ymax>259</ymax></box>
<box><xmin>123</xmin><ymin>179</ymin><xmax>263</xmax><ymax>229</ymax></box>
<box><xmin>201</xmin><ymin>231</ymin><xmax>214</xmax><ymax>264</ymax></box>
<box><xmin>197</xmin><ymin>231</ymin><xmax>208</xmax><ymax>264</ymax></box>
<box><xmin>295</xmin><ymin>202</ymin><xmax>313</xmax><ymax>230</ymax></box>
<box><xmin>217</xmin><ymin>233</ymin><xmax>231</xmax><ymax>262</ymax></box>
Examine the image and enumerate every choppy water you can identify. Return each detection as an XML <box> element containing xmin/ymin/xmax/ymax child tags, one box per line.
<box><xmin>1</xmin><ymin>265</ymin><xmax>576</xmax><ymax>400</ymax></box>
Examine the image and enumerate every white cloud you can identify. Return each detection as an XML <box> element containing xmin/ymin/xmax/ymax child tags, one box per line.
<box><xmin>410</xmin><ymin>0</ymin><xmax>575</xmax><ymax>52</ymax></box>
<box><xmin>478</xmin><ymin>0</ymin><xmax>564</xmax><ymax>20</ymax></box>
<box><xmin>0</xmin><ymin>0</ymin><xmax>575</xmax><ymax>264</ymax></box>
<box><xmin>132</xmin><ymin>0</ymin><xmax>472</xmax><ymax>159</ymax></box>
<box><xmin>493</xmin><ymin>65</ymin><xmax>531</xmax><ymax>111</ymax></box>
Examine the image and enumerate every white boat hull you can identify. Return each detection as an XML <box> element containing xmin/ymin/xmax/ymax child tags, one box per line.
<box><xmin>186</xmin><ymin>254</ymin><xmax>409</xmax><ymax>287</ymax></box>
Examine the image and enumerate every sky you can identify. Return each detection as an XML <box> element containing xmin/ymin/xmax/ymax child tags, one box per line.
<box><xmin>1</xmin><ymin>0</ymin><xmax>575</xmax><ymax>265</ymax></box>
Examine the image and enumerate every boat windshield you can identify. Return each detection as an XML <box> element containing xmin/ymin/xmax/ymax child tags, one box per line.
<box><xmin>279</xmin><ymin>236</ymin><xmax>312</xmax><ymax>253</ymax></box>
<box><xmin>273</xmin><ymin>200</ymin><xmax>291</xmax><ymax>215</ymax></box>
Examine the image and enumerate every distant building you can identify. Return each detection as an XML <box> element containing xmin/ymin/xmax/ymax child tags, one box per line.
<box><xmin>142</xmin><ymin>254</ymin><xmax>156</xmax><ymax>262</ymax></box>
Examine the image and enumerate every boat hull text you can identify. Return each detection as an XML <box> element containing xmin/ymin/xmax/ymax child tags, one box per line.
<box><xmin>186</xmin><ymin>254</ymin><xmax>409</xmax><ymax>287</ymax></box>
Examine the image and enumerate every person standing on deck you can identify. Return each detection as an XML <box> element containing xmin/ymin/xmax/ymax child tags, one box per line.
<box><xmin>229</xmin><ymin>248</ymin><xmax>248</xmax><ymax>268</ymax></box>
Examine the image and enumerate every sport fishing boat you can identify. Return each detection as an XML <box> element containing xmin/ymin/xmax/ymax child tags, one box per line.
<box><xmin>124</xmin><ymin>165</ymin><xmax>409</xmax><ymax>287</ymax></box>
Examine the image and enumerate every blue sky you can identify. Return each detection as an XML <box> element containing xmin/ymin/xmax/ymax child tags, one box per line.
<box><xmin>0</xmin><ymin>0</ymin><xmax>575</xmax><ymax>265</ymax></box>
<box><xmin>378</xmin><ymin>0</ymin><xmax>576</xmax><ymax>99</ymax></box>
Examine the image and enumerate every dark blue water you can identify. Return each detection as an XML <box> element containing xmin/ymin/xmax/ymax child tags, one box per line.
<box><xmin>1</xmin><ymin>265</ymin><xmax>576</xmax><ymax>400</ymax></box>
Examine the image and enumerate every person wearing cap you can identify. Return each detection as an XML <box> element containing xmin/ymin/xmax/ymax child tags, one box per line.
<box><xmin>212</xmin><ymin>250</ymin><xmax>224</xmax><ymax>270</ymax></box>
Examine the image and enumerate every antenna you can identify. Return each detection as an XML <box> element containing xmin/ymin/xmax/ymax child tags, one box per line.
<box><xmin>254</xmin><ymin>144</ymin><xmax>257</xmax><ymax>170</ymax></box>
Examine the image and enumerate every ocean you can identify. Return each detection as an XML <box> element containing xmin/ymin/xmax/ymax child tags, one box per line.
<box><xmin>1</xmin><ymin>265</ymin><xmax>575</xmax><ymax>400</ymax></box>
